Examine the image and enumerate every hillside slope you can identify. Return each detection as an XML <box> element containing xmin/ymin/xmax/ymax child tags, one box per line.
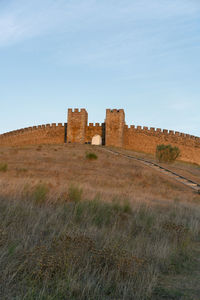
<box><xmin>0</xmin><ymin>144</ymin><xmax>199</xmax><ymax>203</ymax></box>
<box><xmin>0</xmin><ymin>144</ymin><xmax>200</xmax><ymax>299</ymax></box>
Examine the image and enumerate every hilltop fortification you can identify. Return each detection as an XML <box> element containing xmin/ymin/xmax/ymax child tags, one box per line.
<box><xmin>0</xmin><ymin>108</ymin><xmax>199</xmax><ymax>164</ymax></box>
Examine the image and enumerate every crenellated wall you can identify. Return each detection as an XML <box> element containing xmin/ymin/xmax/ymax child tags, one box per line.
<box><xmin>124</xmin><ymin>125</ymin><xmax>200</xmax><ymax>164</ymax></box>
<box><xmin>85</xmin><ymin>123</ymin><xmax>103</xmax><ymax>143</ymax></box>
<box><xmin>0</xmin><ymin>123</ymin><xmax>65</xmax><ymax>146</ymax></box>
<box><xmin>0</xmin><ymin>108</ymin><xmax>199</xmax><ymax>165</ymax></box>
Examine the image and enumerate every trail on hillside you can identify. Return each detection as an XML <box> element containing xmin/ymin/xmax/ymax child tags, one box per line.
<box><xmin>101</xmin><ymin>147</ymin><xmax>200</xmax><ymax>193</ymax></box>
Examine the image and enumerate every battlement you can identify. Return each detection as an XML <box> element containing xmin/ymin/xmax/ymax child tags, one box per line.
<box><xmin>88</xmin><ymin>123</ymin><xmax>103</xmax><ymax>127</ymax></box>
<box><xmin>0</xmin><ymin>123</ymin><xmax>65</xmax><ymax>147</ymax></box>
<box><xmin>0</xmin><ymin>108</ymin><xmax>199</xmax><ymax>165</ymax></box>
<box><xmin>106</xmin><ymin>109</ymin><xmax>125</xmax><ymax>115</ymax></box>
<box><xmin>0</xmin><ymin>123</ymin><xmax>65</xmax><ymax>137</ymax></box>
<box><xmin>68</xmin><ymin>108</ymin><xmax>87</xmax><ymax>113</ymax></box>
<box><xmin>124</xmin><ymin>124</ymin><xmax>200</xmax><ymax>141</ymax></box>
<box><xmin>0</xmin><ymin>117</ymin><xmax>199</xmax><ymax>144</ymax></box>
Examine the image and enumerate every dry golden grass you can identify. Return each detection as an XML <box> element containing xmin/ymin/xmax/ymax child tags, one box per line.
<box><xmin>115</xmin><ymin>147</ymin><xmax>200</xmax><ymax>185</ymax></box>
<box><xmin>0</xmin><ymin>144</ymin><xmax>200</xmax><ymax>299</ymax></box>
<box><xmin>0</xmin><ymin>144</ymin><xmax>199</xmax><ymax>204</ymax></box>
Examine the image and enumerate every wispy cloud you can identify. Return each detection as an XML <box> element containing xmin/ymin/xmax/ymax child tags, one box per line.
<box><xmin>0</xmin><ymin>0</ymin><xmax>95</xmax><ymax>46</ymax></box>
<box><xmin>0</xmin><ymin>0</ymin><xmax>199</xmax><ymax>48</ymax></box>
<box><xmin>0</xmin><ymin>0</ymin><xmax>199</xmax><ymax>136</ymax></box>
<box><xmin>0</xmin><ymin>0</ymin><xmax>200</xmax><ymax>82</ymax></box>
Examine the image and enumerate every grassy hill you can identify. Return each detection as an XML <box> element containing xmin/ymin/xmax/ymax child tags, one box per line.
<box><xmin>0</xmin><ymin>145</ymin><xmax>200</xmax><ymax>299</ymax></box>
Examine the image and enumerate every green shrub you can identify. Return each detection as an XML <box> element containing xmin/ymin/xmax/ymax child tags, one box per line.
<box><xmin>0</xmin><ymin>163</ymin><xmax>8</xmax><ymax>172</ymax></box>
<box><xmin>32</xmin><ymin>184</ymin><xmax>49</xmax><ymax>204</ymax></box>
<box><xmin>68</xmin><ymin>184</ymin><xmax>83</xmax><ymax>203</ymax></box>
<box><xmin>85</xmin><ymin>152</ymin><xmax>98</xmax><ymax>160</ymax></box>
<box><xmin>156</xmin><ymin>144</ymin><xmax>180</xmax><ymax>163</ymax></box>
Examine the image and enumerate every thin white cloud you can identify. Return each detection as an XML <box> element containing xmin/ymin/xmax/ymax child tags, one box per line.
<box><xmin>0</xmin><ymin>0</ymin><xmax>95</xmax><ymax>46</ymax></box>
<box><xmin>0</xmin><ymin>0</ymin><xmax>199</xmax><ymax>48</ymax></box>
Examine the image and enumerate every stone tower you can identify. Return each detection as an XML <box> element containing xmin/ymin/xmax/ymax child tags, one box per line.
<box><xmin>105</xmin><ymin>109</ymin><xmax>125</xmax><ymax>147</ymax></box>
<box><xmin>67</xmin><ymin>108</ymin><xmax>88</xmax><ymax>144</ymax></box>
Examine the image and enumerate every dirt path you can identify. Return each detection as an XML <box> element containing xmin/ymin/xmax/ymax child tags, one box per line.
<box><xmin>101</xmin><ymin>147</ymin><xmax>200</xmax><ymax>193</ymax></box>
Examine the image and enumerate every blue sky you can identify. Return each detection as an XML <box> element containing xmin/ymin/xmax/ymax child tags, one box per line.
<box><xmin>0</xmin><ymin>0</ymin><xmax>200</xmax><ymax>136</ymax></box>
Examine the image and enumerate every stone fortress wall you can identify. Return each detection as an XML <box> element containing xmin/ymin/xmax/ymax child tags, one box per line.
<box><xmin>107</xmin><ymin>109</ymin><xmax>200</xmax><ymax>165</ymax></box>
<box><xmin>0</xmin><ymin>108</ymin><xmax>199</xmax><ymax>164</ymax></box>
<box><xmin>0</xmin><ymin>123</ymin><xmax>65</xmax><ymax>146</ymax></box>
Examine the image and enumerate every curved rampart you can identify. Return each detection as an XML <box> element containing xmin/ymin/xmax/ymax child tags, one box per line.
<box><xmin>0</xmin><ymin>120</ymin><xmax>199</xmax><ymax>165</ymax></box>
<box><xmin>124</xmin><ymin>125</ymin><xmax>200</xmax><ymax>165</ymax></box>
<box><xmin>0</xmin><ymin>123</ymin><xmax>65</xmax><ymax>146</ymax></box>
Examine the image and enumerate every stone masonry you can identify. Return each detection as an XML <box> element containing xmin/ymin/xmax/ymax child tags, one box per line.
<box><xmin>67</xmin><ymin>109</ymin><xmax>88</xmax><ymax>144</ymax></box>
<box><xmin>0</xmin><ymin>108</ymin><xmax>199</xmax><ymax>165</ymax></box>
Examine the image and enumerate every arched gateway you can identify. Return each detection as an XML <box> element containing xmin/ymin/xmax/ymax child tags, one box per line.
<box><xmin>0</xmin><ymin>108</ymin><xmax>200</xmax><ymax>165</ymax></box>
<box><xmin>92</xmin><ymin>135</ymin><xmax>102</xmax><ymax>146</ymax></box>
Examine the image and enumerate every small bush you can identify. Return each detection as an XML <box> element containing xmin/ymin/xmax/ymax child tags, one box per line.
<box><xmin>32</xmin><ymin>184</ymin><xmax>49</xmax><ymax>204</ymax></box>
<box><xmin>68</xmin><ymin>184</ymin><xmax>83</xmax><ymax>203</ymax></box>
<box><xmin>156</xmin><ymin>144</ymin><xmax>180</xmax><ymax>163</ymax></box>
<box><xmin>0</xmin><ymin>163</ymin><xmax>8</xmax><ymax>172</ymax></box>
<box><xmin>85</xmin><ymin>152</ymin><xmax>98</xmax><ymax>160</ymax></box>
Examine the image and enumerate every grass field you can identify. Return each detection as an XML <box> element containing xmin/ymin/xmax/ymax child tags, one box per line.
<box><xmin>0</xmin><ymin>144</ymin><xmax>200</xmax><ymax>299</ymax></box>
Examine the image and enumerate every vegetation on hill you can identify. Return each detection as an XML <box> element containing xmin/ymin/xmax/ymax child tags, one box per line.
<box><xmin>0</xmin><ymin>162</ymin><xmax>7</xmax><ymax>172</ymax></box>
<box><xmin>0</xmin><ymin>192</ymin><xmax>200</xmax><ymax>299</ymax></box>
<box><xmin>156</xmin><ymin>144</ymin><xmax>180</xmax><ymax>163</ymax></box>
<box><xmin>85</xmin><ymin>151</ymin><xmax>98</xmax><ymax>160</ymax></box>
<box><xmin>0</xmin><ymin>145</ymin><xmax>200</xmax><ymax>299</ymax></box>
